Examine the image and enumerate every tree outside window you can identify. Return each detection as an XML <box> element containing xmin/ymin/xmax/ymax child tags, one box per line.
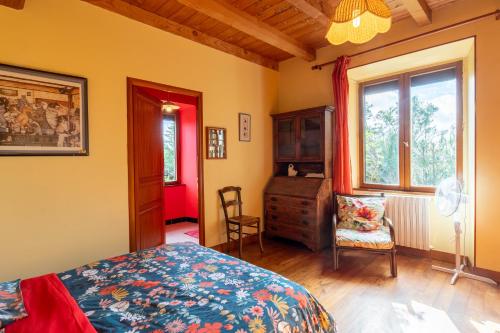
<box><xmin>360</xmin><ymin>62</ymin><xmax>463</xmax><ymax>192</ymax></box>
<box><xmin>163</xmin><ymin>114</ymin><xmax>179</xmax><ymax>184</ymax></box>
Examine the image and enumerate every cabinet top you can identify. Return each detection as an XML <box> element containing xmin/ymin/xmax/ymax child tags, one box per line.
<box><xmin>271</xmin><ymin>105</ymin><xmax>333</xmax><ymax>118</ymax></box>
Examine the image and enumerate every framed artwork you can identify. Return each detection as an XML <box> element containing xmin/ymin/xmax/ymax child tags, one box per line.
<box><xmin>0</xmin><ymin>64</ymin><xmax>88</xmax><ymax>156</ymax></box>
<box><xmin>239</xmin><ymin>113</ymin><xmax>251</xmax><ymax>142</ymax></box>
<box><xmin>206</xmin><ymin>127</ymin><xmax>226</xmax><ymax>159</ymax></box>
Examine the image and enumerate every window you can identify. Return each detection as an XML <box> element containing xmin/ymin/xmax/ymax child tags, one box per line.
<box><xmin>163</xmin><ymin>114</ymin><xmax>179</xmax><ymax>184</ymax></box>
<box><xmin>360</xmin><ymin>62</ymin><xmax>463</xmax><ymax>192</ymax></box>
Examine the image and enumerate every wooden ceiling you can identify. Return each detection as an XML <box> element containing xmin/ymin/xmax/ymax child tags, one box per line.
<box><xmin>2</xmin><ymin>0</ymin><xmax>458</xmax><ymax>69</ymax></box>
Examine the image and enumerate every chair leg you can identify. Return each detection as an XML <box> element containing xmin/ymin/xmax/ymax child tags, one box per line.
<box><xmin>226</xmin><ymin>223</ymin><xmax>231</xmax><ymax>254</ymax></box>
<box><xmin>238</xmin><ymin>225</ymin><xmax>243</xmax><ymax>259</ymax></box>
<box><xmin>390</xmin><ymin>250</ymin><xmax>397</xmax><ymax>277</ymax></box>
<box><xmin>333</xmin><ymin>245</ymin><xmax>338</xmax><ymax>271</ymax></box>
<box><xmin>257</xmin><ymin>221</ymin><xmax>264</xmax><ymax>254</ymax></box>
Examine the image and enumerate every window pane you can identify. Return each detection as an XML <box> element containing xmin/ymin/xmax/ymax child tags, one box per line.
<box><xmin>300</xmin><ymin>115</ymin><xmax>321</xmax><ymax>158</ymax></box>
<box><xmin>410</xmin><ymin>68</ymin><xmax>457</xmax><ymax>187</ymax></box>
<box><xmin>363</xmin><ymin>80</ymin><xmax>400</xmax><ymax>186</ymax></box>
<box><xmin>163</xmin><ymin>116</ymin><xmax>177</xmax><ymax>183</ymax></box>
<box><xmin>277</xmin><ymin>118</ymin><xmax>296</xmax><ymax>158</ymax></box>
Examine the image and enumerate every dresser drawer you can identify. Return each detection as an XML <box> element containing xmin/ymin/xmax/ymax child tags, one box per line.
<box><xmin>265</xmin><ymin>195</ymin><xmax>316</xmax><ymax>209</ymax></box>
<box><xmin>265</xmin><ymin>203</ymin><xmax>288</xmax><ymax>215</ymax></box>
<box><xmin>267</xmin><ymin>222</ymin><xmax>315</xmax><ymax>244</ymax></box>
<box><xmin>286</xmin><ymin>206</ymin><xmax>316</xmax><ymax>220</ymax></box>
<box><xmin>266</xmin><ymin>211</ymin><xmax>312</xmax><ymax>229</ymax></box>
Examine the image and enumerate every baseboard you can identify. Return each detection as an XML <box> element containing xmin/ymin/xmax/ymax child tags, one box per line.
<box><xmin>469</xmin><ymin>266</ymin><xmax>500</xmax><ymax>284</ymax></box>
<box><xmin>396</xmin><ymin>246</ymin><xmax>500</xmax><ymax>283</ymax></box>
<box><xmin>396</xmin><ymin>245</ymin><xmax>470</xmax><ymax>266</ymax></box>
<box><xmin>211</xmin><ymin>233</ymin><xmax>260</xmax><ymax>252</ymax></box>
<box><xmin>430</xmin><ymin>249</ymin><xmax>470</xmax><ymax>266</ymax></box>
<box><xmin>396</xmin><ymin>245</ymin><xmax>429</xmax><ymax>258</ymax></box>
<box><xmin>165</xmin><ymin>217</ymin><xmax>198</xmax><ymax>225</ymax></box>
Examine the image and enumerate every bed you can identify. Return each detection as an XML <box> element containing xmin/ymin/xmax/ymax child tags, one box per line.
<box><xmin>2</xmin><ymin>242</ymin><xmax>336</xmax><ymax>333</ymax></box>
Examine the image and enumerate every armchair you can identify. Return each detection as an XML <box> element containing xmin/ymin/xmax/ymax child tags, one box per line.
<box><xmin>332</xmin><ymin>193</ymin><xmax>397</xmax><ymax>277</ymax></box>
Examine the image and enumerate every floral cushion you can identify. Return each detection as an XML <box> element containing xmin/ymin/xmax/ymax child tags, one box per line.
<box><xmin>0</xmin><ymin>279</ymin><xmax>27</xmax><ymax>329</ymax></box>
<box><xmin>337</xmin><ymin>195</ymin><xmax>386</xmax><ymax>231</ymax></box>
<box><xmin>336</xmin><ymin>226</ymin><xmax>394</xmax><ymax>250</ymax></box>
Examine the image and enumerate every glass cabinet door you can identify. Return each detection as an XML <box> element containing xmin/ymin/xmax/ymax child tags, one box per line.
<box><xmin>276</xmin><ymin>118</ymin><xmax>296</xmax><ymax>160</ymax></box>
<box><xmin>299</xmin><ymin>115</ymin><xmax>322</xmax><ymax>160</ymax></box>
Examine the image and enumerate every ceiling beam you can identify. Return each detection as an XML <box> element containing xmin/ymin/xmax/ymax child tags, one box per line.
<box><xmin>321</xmin><ymin>0</ymin><xmax>341</xmax><ymax>18</ymax></box>
<box><xmin>81</xmin><ymin>0</ymin><xmax>278</xmax><ymax>70</ymax></box>
<box><xmin>0</xmin><ymin>0</ymin><xmax>25</xmax><ymax>9</ymax></box>
<box><xmin>401</xmin><ymin>0</ymin><xmax>432</xmax><ymax>25</ymax></box>
<box><xmin>176</xmin><ymin>0</ymin><xmax>316</xmax><ymax>61</ymax></box>
<box><xmin>286</xmin><ymin>0</ymin><xmax>330</xmax><ymax>26</ymax></box>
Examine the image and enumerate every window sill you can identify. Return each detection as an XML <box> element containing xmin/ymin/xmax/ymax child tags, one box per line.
<box><xmin>353</xmin><ymin>187</ymin><xmax>435</xmax><ymax>197</ymax></box>
<box><xmin>164</xmin><ymin>183</ymin><xmax>186</xmax><ymax>187</ymax></box>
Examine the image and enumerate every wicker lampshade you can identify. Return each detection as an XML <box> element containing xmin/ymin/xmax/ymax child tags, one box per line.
<box><xmin>326</xmin><ymin>0</ymin><xmax>392</xmax><ymax>45</ymax></box>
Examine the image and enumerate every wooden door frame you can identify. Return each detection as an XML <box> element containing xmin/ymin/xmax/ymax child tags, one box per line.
<box><xmin>127</xmin><ymin>77</ymin><xmax>205</xmax><ymax>251</ymax></box>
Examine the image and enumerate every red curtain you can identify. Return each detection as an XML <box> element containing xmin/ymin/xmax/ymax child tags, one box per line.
<box><xmin>332</xmin><ymin>56</ymin><xmax>353</xmax><ymax>194</ymax></box>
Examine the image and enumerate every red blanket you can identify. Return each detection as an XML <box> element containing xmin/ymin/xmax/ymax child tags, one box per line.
<box><xmin>6</xmin><ymin>273</ymin><xmax>96</xmax><ymax>333</ymax></box>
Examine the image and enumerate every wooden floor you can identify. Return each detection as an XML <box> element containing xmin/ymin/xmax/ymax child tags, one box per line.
<box><xmin>229</xmin><ymin>239</ymin><xmax>500</xmax><ymax>333</ymax></box>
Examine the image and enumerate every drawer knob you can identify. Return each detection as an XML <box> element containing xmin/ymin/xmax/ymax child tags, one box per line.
<box><xmin>301</xmin><ymin>233</ymin><xmax>309</xmax><ymax>239</ymax></box>
<box><xmin>301</xmin><ymin>209</ymin><xmax>308</xmax><ymax>214</ymax></box>
<box><xmin>302</xmin><ymin>220</ymin><xmax>309</xmax><ymax>225</ymax></box>
<box><xmin>270</xmin><ymin>206</ymin><xmax>277</xmax><ymax>210</ymax></box>
<box><xmin>270</xmin><ymin>197</ymin><xmax>278</xmax><ymax>202</ymax></box>
<box><xmin>301</xmin><ymin>201</ymin><xmax>309</xmax><ymax>206</ymax></box>
<box><xmin>271</xmin><ymin>215</ymin><xmax>278</xmax><ymax>220</ymax></box>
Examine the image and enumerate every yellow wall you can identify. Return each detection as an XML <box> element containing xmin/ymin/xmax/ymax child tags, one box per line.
<box><xmin>0</xmin><ymin>0</ymin><xmax>278</xmax><ymax>281</ymax></box>
<box><xmin>279</xmin><ymin>0</ymin><xmax>500</xmax><ymax>271</ymax></box>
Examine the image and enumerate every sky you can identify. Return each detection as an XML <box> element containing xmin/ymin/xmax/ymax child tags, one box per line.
<box><xmin>365</xmin><ymin>79</ymin><xmax>457</xmax><ymax>131</ymax></box>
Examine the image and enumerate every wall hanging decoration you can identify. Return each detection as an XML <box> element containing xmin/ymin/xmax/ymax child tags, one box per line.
<box><xmin>206</xmin><ymin>127</ymin><xmax>226</xmax><ymax>159</ymax></box>
<box><xmin>326</xmin><ymin>0</ymin><xmax>392</xmax><ymax>45</ymax></box>
<box><xmin>238</xmin><ymin>113</ymin><xmax>251</xmax><ymax>142</ymax></box>
<box><xmin>0</xmin><ymin>64</ymin><xmax>88</xmax><ymax>156</ymax></box>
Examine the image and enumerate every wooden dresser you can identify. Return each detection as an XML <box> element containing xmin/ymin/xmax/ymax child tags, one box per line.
<box><xmin>265</xmin><ymin>106</ymin><xmax>333</xmax><ymax>251</ymax></box>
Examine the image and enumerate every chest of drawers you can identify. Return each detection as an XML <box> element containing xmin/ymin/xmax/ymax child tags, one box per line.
<box><xmin>264</xmin><ymin>177</ymin><xmax>332</xmax><ymax>251</ymax></box>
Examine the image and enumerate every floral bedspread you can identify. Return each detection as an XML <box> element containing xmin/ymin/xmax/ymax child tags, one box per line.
<box><xmin>59</xmin><ymin>242</ymin><xmax>336</xmax><ymax>333</ymax></box>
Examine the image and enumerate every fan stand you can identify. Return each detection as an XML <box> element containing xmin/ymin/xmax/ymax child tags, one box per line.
<box><xmin>432</xmin><ymin>219</ymin><xmax>497</xmax><ymax>286</ymax></box>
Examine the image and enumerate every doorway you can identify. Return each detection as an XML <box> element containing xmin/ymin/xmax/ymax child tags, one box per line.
<box><xmin>127</xmin><ymin>78</ymin><xmax>204</xmax><ymax>252</ymax></box>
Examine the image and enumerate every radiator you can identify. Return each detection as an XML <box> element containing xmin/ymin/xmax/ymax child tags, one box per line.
<box><xmin>385</xmin><ymin>195</ymin><xmax>431</xmax><ymax>250</ymax></box>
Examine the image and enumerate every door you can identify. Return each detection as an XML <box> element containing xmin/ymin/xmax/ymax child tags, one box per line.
<box><xmin>129</xmin><ymin>87</ymin><xmax>165</xmax><ymax>251</ymax></box>
<box><xmin>275</xmin><ymin>117</ymin><xmax>297</xmax><ymax>161</ymax></box>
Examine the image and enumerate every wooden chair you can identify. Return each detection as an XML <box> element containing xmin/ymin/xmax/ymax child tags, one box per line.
<box><xmin>332</xmin><ymin>193</ymin><xmax>397</xmax><ymax>277</ymax></box>
<box><xmin>218</xmin><ymin>186</ymin><xmax>264</xmax><ymax>258</ymax></box>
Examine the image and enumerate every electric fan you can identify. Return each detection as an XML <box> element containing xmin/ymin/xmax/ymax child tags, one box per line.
<box><xmin>432</xmin><ymin>177</ymin><xmax>497</xmax><ymax>285</ymax></box>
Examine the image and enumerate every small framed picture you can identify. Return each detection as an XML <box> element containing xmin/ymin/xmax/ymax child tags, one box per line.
<box><xmin>0</xmin><ymin>63</ymin><xmax>88</xmax><ymax>156</ymax></box>
<box><xmin>239</xmin><ymin>113</ymin><xmax>251</xmax><ymax>142</ymax></box>
<box><xmin>206</xmin><ymin>127</ymin><xmax>226</xmax><ymax>159</ymax></box>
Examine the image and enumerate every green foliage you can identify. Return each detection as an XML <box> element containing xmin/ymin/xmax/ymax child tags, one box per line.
<box><xmin>410</xmin><ymin>96</ymin><xmax>456</xmax><ymax>186</ymax></box>
<box><xmin>163</xmin><ymin>117</ymin><xmax>177</xmax><ymax>183</ymax></box>
<box><xmin>364</xmin><ymin>103</ymin><xmax>399</xmax><ymax>185</ymax></box>
<box><xmin>364</xmin><ymin>95</ymin><xmax>456</xmax><ymax>187</ymax></box>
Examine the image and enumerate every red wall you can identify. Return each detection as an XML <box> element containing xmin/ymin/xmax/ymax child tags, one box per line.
<box><xmin>163</xmin><ymin>185</ymin><xmax>186</xmax><ymax>220</ymax></box>
<box><xmin>160</xmin><ymin>100</ymin><xmax>198</xmax><ymax>221</ymax></box>
<box><xmin>179</xmin><ymin>104</ymin><xmax>199</xmax><ymax>218</ymax></box>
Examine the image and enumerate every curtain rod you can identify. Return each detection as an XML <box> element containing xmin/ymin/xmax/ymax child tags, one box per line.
<box><xmin>311</xmin><ymin>9</ymin><xmax>499</xmax><ymax>71</ymax></box>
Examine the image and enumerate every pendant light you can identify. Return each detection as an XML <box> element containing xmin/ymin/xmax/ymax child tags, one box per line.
<box><xmin>161</xmin><ymin>101</ymin><xmax>180</xmax><ymax>113</ymax></box>
<box><xmin>161</xmin><ymin>91</ymin><xmax>180</xmax><ymax>113</ymax></box>
<box><xmin>326</xmin><ymin>0</ymin><xmax>392</xmax><ymax>45</ymax></box>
